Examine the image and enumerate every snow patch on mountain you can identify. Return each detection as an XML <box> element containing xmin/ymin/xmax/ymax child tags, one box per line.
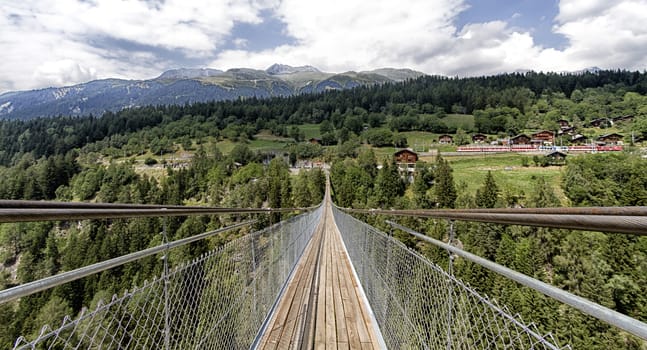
<box><xmin>266</xmin><ymin>64</ymin><xmax>320</xmax><ymax>75</ymax></box>
<box><xmin>0</xmin><ymin>101</ymin><xmax>13</xmax><ymax>114</ymax></box>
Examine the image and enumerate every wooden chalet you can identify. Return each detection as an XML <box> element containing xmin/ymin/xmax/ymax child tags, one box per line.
<box><xmin>557</xmin><ymin>119</ymin><xmax>570</xmax><ymax>128</ymax></box>
<box><xmin>532</xmin><ymin>130</ymin><xmax>555</xmax><ymax>143</ymax></box>
<box><xmin>612</xmin><ymin>115</ymin><xmax>634</xmax><ymax>123</ymax></box>
<box><xmin>472</xmin><ymin>133</ymin><xmax>487</xmax><ymax>143</ymax></box>
<box><xmin>510</xmin><ymin>134</ymin><xmax>531</xmax><ymax>145</ymax></box>
<box><xmin>589</xmin><ymin>118</ymin><xmax>607</xmax><ymax>128</ymax></box>
<box><xmin>597</xmin><ymin>133</ymin><xmax>623</xmax><ymax>145</ymax></box>
<box><xmin>394</xmin><ymin>149</ymin><xmax>418</xmax><ymax>183</ymax></box>
<box><xmin>308</xmin><ymin>138</ymin><xmax>322</xmax><ymax>145</ymax></box>
<box><xmin>571</xmin><ymin>134</ymin><xmax>588</xmax><ymax>144</ymax></box>
<box><xmin>545</xmin><ymin>151</ymin><xmax>567</xmax><ymax>165</ymax></box>
<box><xmin>394</xmin><ymin>149</ymin><xmax>418</xmax><ymax>164</ymax></box>
<box><xmin>558</xmin><ymin>126</ymin><xmax>575</xmax><ymax>135</ymax></box>
<box><xmin>530</xmin><ymin>139</ymin><xmax>544</xmax><ymax>146</ymax></box>
<box><xmin>438</xmin><ymin>134</ymin><xmax>454</xmax><ymax>144</ymax></box>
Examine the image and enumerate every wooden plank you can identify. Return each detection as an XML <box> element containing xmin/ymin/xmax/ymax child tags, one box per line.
<box><xmin>332</xmin><ymin>233</ymin><xmax>349</xmax><ymax>345</ymax></box>
<box><xmin>259</xmin><ymin>194</ymin><xmax>383</xmax><ymax>349</ymax></box>
<box><xmin>330</xmin><ymin>210</ymin><xmax>380</xmax><ymax>349</ymax></box>
<box><xmin>262</xmin><ymin>251</ymin><xmax>306</xmax><ymax>349</ymax></box>
<box><xmin>259</xmin><ymin>220</ymin><xmax>323</xmax><ymax>349</ymax></box>
<box><xmin>276</xmin><ymin>241</ymin><xmax>313</xmax><ymax>349</ymax></box>
<box><xmin>289</xmin><ymin>230</ymin><xmax>322</xmax><ymax>348</ymax></box>
<box><xmin>314</xmin><ymin>219</ymin><xmax>328</xmax><ymax>350</ymax></box>
<box><xmin>332</xmin><ymin>235</ymin><xmax>362</xmax><ymax>350</ymax></box>
<box><xmin>339</xmin><ymin>235</ymin><xmax>361</xmax><ymax>349</ymax></box>
<box><xmin>324</xmin><ymin>218</ymin><xmax>337</xmax><ymax>349</ymax></box>
<box><xmin>343</xmin><ymin>253</ymin><xmax>373</xmax><ymax>345</ymax></box>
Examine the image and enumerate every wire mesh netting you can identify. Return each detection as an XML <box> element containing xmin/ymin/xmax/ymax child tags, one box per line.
<box><xmin>12</xmin><ymin>206</ymin><xmax>322</xmax><ymax>350</ymax></box>
<box><xmin>332</xmin><ymin>206</ymin><xmax>569</xmax><ymax>350</ymax></box>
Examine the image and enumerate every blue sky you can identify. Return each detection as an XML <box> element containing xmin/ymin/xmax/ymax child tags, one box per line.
<box><xmin>456</xmin><ymin>0</ymin><xmax>567</xmax><ymax>49</ymax></box>
<box><xmin>1</xmin><ymin>0</ymin><xmax>647</xmax><ymax>93</ymax></box>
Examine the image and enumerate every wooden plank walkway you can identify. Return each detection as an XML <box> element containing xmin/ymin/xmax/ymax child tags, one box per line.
<box><xmin>258</xmin><ymin>200</ymin><xmax>381</xmax><ymax>349</ymax></box>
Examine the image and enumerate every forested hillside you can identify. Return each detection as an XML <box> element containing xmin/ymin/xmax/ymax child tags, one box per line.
<box><xmin>329</xmin><ymin>152</ymin><xmax>647</xmax><ymax>349</ymax></box>
<box><xmin>0</xmin><ymin>146</ymin><xmax>325</xmax><ymax>347</ymax></box>
<box><xmin>0</xmin><ymin>69</ymin><xmax>646</xmax><ymax>348</ymax></box>
<box><xmin>2</xmin><ymin>69</ymin><xmax>647</xmax><ymax>167</ymax></box>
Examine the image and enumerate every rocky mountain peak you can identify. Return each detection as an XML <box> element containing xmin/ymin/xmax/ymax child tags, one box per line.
<box><xmin>266</xmin><ymin>64</ymin><xmax>320</xmax><ymax>75</ymax></box>
<box><xmin>157</xmin><ymin>68</ymin><xmax>223</xmax><ymax>80</ymax></box>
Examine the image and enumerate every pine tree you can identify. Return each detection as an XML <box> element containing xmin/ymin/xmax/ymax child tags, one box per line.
<box><xmin>293</xmin><ymin>173</ymin><xmax>311</xmax><ymax>207</ymax></box>
<box><xmin>373</xmin><ymin>159</ymin><xmax>404</xmax><ymax>208</ymax></box>
<box><xmin>412</xmin><ymin>163</ymin><xmax>433</xmax><ymax>208</ymax></box>
<box><xmin>357</xmin><ymin>148</ymin><xmax>378</xmax><ymax>179</ymax></box>
<box><xmin>267</xmin><ymin>158</ymin><xmax>291</xmax><ymax>221</ymax></box>
<box><xmin>475</xmin><ymin>171</ymin><xmax>499</xmax><ymax>208</ymax></box>
<box><xmin>433</xmin><ymin>155</ymin><xmax>456</xmax><ymax>208</ymax></box>
<box><xmin>530</xmin><ymin>177</ymin><xmax>560</xmax><ymax>207</ymax></box>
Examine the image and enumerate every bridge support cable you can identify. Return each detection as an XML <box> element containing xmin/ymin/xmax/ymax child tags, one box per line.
<box><xmin>0</xmin><ymin>206</ymin><xmax>309</xmax><ymax>223</ymax></box>
<box><xmin>9</xmin><ymin>205</ymin><xmax>323</xmax><ymax>349</ymax></box>
<box><xmin>343</xmin><ymin>207</ymin><xmax>647</xmax><ymax>235</ymax></box>
<box><xmin>332</xmin><ymin>206</ymin><xmax>567</xmax><ymax>349</ymax></box>
<box><xmin>386</xmin><ymin>220</ymin><xmax>647</xmax><ymax>342</ymax></box>
<box><xmin>0</xmin><ymin>221</ymin><xmax>254</xmax><ymax>305</ymax></box>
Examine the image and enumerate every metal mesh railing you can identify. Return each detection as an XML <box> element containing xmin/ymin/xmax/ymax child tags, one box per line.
<box><xmin>12</xmin><ymin>205</ymin><xmax>322</xmax><ymax>349</ymax></box>
<box><xmin>332</xmin><ymin>206</ymin><xmax>567</xmax><ymax>349</ymax></box>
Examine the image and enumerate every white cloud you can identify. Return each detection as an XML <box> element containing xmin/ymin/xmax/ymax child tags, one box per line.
<box><xmin>212</xmin><ymin>0</ymin><xmax>467</xmax><ymax>73</ymax></box>
<box><xmin>2</xmin><ymin>0</ymin><xmax>647</xmax><ymax>94</ymax></box>
<box><xmin>0</xmin><ymin>0</ymin><xmax>273</xmax><ymax>92</ymax></box>
<box><xmin>556</xmin><ymin>0</ymin><xmax>622</xmax><ymax>22</ymax></box>
<box><xmin>233</xmin><ymin>38</ymin><xmax>249</xmax><ymax>49</ymax></box>
<box><xmin>211</xmin><ymin>0</ymin><xmax>547</xmax><ymax>76</ymax></box>
<box><xmin>213</xmin><ymin>0</ymin><xmax>647</xmax><ymax>77</ymax></box>
<box><xmin>33</xmin><ymin>59</ymin><xmax>98</xmax><ymax>88</ymax></box>
<box><xmin>553</xmin><ymin>0</ymin><xmax>647</xmax><ymax>70</ymax></box>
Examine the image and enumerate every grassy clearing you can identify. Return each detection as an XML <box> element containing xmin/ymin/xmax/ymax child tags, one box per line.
<box><xmin>399</xmin><ymin>131</ymin><xmax>459</xmax><ymax>152</ymax></box>
<box><xmin>299</xmin><ymin>124</ymin><xmax>322</xmax><ymax>139</ymax></box>
<box><xmin>254</xmin><ymin>130</ymin><xmax>293</xmax><ymax>142</ymax></box>
<box><xmin>249</xmin><ymin>139</ymin><xmax>291</xmax><ymax>152</ymax></box>
<box><xmin>216</xmin><ymin>140</ymin><xmax>236</xmax><ymax>154</ymax></box>
<box><xmin>442</xmin><ymin>114</ymin><xmax>475</xmax><ymax>131</ymax></box>
<box><xmin>400</xmin><ymin>131</ymin><xmax>436</xmax><ymax>152</ymax></box>
<box><xmin>365</xmin><ymin>144</ymin><xmax>400</xmax><ymax>161</ymax></box>
<box><xmin>444</xmin><ymin>154</ymin><xmax>567</xmax><ymax>204</ymax></box>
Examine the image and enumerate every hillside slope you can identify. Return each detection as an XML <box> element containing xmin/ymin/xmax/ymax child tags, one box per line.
<box><xmin>0</xmin><ymin>65</ymin><xmax>424</xmax><ymax>120</ymax></box>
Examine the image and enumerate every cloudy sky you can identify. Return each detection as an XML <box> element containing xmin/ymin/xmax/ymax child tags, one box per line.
<box><xmin>1</xmin><ymin>0</ymin><xmax>647</xmax><ymax>93</ymax></box>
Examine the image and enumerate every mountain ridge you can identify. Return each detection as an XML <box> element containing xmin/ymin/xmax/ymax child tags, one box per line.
<box><xmin>0</xmin><ymin>65</ymin><xmax>425</xmax><ymax>120</ymax></box>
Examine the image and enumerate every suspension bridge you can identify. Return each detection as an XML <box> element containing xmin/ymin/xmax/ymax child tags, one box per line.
<box><xmin>1</xmin><ymin>181</ymin><xmax>647</xmax><ymax>349</ymax></box>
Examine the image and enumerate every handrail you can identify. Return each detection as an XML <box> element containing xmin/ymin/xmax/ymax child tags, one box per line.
<box><xmin>386</xmin><ymin>220</ymin><xmax>647</xmax><ymax>341</ymax></box>
<box><xmin>433</xmin><ymin>206</ymin><xmax>647</xmax><ymax>216</ymax></box>
<box><xmin>0</xmin><ymin>200</ymin><xmax>194</xmax><ymax>209</ymax></box>
<box><xmin>0</xmin><ymin>221</ymin><xmax>254</xmax><ymax>304</ymax></box>
<box><xmin>342</xmin><ymin>207</ymin><xmax>647</xmax><ymax>235</ymax></box>
<box><xmin>0</xmin><ymin>200</ymin><xmax>317</xmax><ymax>212</ymax></box>
<box><xmin>0</xmin><ymin>207</ymin><xmax>311</xmax><ymax>223</ymax></box>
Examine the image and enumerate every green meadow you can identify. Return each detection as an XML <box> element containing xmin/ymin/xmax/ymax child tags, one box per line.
<box><xmin>444</xmin><ymin>154</ymin><xmax>567</xmax><ymax>204</ymax></box>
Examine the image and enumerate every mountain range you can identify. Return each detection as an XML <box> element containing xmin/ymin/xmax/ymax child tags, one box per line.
<box><xmin>0</xmin><ymin>64</ymin><xmax>424</xmax><ymax>120</ymax></box>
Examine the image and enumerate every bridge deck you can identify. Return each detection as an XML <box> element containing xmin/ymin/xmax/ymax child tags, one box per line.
<box><xmin>258</xmin><ymin>201</ymin><xmax>381</xmax><ymax>349</ymax></box>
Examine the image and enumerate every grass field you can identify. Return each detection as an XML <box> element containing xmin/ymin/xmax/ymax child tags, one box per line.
<box><xmin>444</xmin><ymin>154</ymin><xmax>567</xmax><ymax>204</ymax></box>
<box><xmin>400</xmin><ymin>131</ymin><xmax>436</xmax><ymax>152</ymax></box>
<box><xmin>299</xmin><ymin>124</ymin><xmax>322</xmax><ymax>139</ymax></box>
<box><xmin>399</xmin><ymin>131</ymin><xmax>459</xmax><ymax>152</ymax></box>
<box><xmin>442</xmin><ymin>114</ymin><xmax>475</xmax><ymax>131</ymax></box>
<box><xmin>365</xmin><ymin>144</ymin><xmax>399</xmax><ymax>161</ymax></box>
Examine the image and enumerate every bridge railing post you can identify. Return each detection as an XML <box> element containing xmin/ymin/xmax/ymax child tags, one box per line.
<box><xmin>446</xmin><ymin>219</ymin><xmax>454</xmax><ymax>350</ymax></box>
<box><xmin>251</xmin><ymin>236</ymin><xmax>257</xmax><ymax>320</ymax></box>
<box><xmin>162</xmin><ymin>213</ymin><xmax>170</xmax><ymax>350</ymax></box>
